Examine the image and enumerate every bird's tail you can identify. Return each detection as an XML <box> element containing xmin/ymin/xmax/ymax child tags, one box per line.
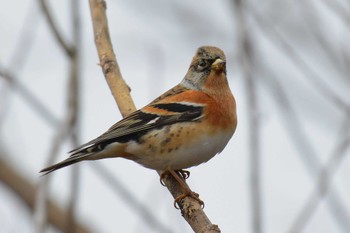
<box><xmin>40</xmin><ymin>152</ymin><xmax>94</xmax><ymax>175</ymax></box>
<box><xmin>40</xmin><ymin>138</ymin><xmax>124</xmax><ymax>175</ymax></box>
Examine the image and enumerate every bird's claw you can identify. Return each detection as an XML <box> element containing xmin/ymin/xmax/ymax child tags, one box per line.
<box><xmin>176</xmin><ymin>169</ymin><xmax>190</xmax><ymax>180</ymax></box>
<box><xmin>173</xmin><ymin>191</ymin><xmax>205</xmax><ymax>209</ymax></box>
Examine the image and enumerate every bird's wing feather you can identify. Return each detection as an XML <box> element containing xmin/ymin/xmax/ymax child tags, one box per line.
<box><xmin>70</xmin><ymin>87</ymin><xmax>206</xmax><ymax>155</ymax></box>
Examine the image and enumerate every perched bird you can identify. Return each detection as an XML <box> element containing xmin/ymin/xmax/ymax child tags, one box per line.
<box><xmin>41</xmin><ymin>46</ymin><xmax>237</xmax><ymax>206</ymax></box>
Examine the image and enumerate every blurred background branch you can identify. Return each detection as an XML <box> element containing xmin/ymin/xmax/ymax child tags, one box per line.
<box><xmin>38</xmin><ymin>0</ymin><xmax>73</xmax><ymax>56</ymax></box>
<box><xmin>233</xmin><ymin>1</ymin><xmax>263</xmax><ymax>232</ymax></box>
<box><xmin>34</xmin><ymin>0</ymin><xmax>81</xmax><ymax>232</ymax></box>
<box><xmin>0</xmin><ymin>155</ymin><xmax>92</xmax><ymax>233</ymax></box>
<box><xmin>288</xmin><ymin>119</ymin><xmax>350</xmax><ymax>233</ymax></box>
<box><xmin>0</xmin><ymin>0</ymin><xmax>349</xmax><ymax>232</ymax></box>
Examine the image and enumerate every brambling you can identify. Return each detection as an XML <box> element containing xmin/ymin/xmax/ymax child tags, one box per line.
<box><xmin>41</xmin><ymin>46</ymin><xmax>237</xmax><ymax>206</ymax></box>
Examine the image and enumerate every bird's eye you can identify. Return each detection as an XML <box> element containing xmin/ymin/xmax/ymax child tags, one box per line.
<box><xmin>197</xmin><ymin>60</ymin><xmax>208</xmax><ymax>70</ymax></box>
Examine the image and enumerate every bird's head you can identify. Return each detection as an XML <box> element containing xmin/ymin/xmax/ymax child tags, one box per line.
<box><xmin>182</xmin><ymin>46</ymin><xmax>228</xmax><ymax>91</ymax></box>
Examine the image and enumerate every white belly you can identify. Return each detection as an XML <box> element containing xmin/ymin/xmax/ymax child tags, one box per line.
<box><xmin>125</xmin><ymin>129</ymin><xmax>233</xmax><ymax>170</ymax></box>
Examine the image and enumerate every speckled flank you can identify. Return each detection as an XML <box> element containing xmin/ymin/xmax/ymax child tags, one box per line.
<box><xmin>124</xmin><ymin>114</ymin><xmax>234</xmax><ymax>170</ymax></box>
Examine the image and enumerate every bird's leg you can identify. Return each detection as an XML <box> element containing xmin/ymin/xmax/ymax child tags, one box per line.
<box><xmin>167</xmin><ymin>170</ymin><xmax>204</xmax><ymax>209</ymax></box>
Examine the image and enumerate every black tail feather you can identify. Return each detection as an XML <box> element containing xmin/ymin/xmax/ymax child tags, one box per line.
<box><xmin>40</xmin><ymin>154</ymin><xmax>87</xmax><ymax>175</ymax></box>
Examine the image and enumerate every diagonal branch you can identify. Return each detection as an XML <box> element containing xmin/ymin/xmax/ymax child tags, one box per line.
<box><xmin>245</xmin><ymin>2</ymin><xmax>350</xmax><ymax>112</ymax></box>
<box><xmin>0</xmin><ymin>155</ymin><xmax>93</xmax><ymax>233</ymax></box>
<box><xmin>38</xmin><ymin>0</ymin><xmax>74</xmax><ymax>57</ymax></box>
<box><xmin>88</xmin><ymin>0</ymin><xmax>220</xmax><ymax>232</ymax></box>
<box><xmin>320</xmin><ymin>0</ymin><xmax>350</xmax><ymax>27</ymax></box>
<box><xmin>1</xmin><ymin>63</ymin><xmax>169</xmax><ymax>232</ymax></box>
<box><xmin>257</xmin><ymin>62</ymin><xmax>350</xmax><ymax>232</ymax></box>
<box><xmin>35</xmin><ymin>0</ymin><xmax>81</xmax><ymax>232</ymax></box>
<box><xmin>92</xmin><ymin>163</ymin><xmax>174</xmax><ymax>233</ymax></box>
<box><xmin>0</xmin><ymin>68</ymin><xmax>59</xmax><ymax>127</ymax></box>
<box><xmin>288</xmin><ymin>120</ymin><xmax>350</xmax><ymax>233</ymax></box>
<box><xmin>88</xmin><ymin>0</ymin><xmax>136</xmax><ymax>116</ymax></box>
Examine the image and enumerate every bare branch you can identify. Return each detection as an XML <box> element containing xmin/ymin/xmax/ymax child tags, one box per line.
<box><xmin>35</xmin><ymin>0</ymin><xmax>81</xmax><ymax>231</ymax></box>
<box><xmin>246</xmin><ymin>2</ymin><xmax>350</xmax><ymax>112</ymax></box>
<box><xmin>297</xmin><ymin>1</ymin><xmax>349</xmax><ymax>79</ymax></box>
<box><xmin>38</xmin><ymin>0</ymin><xmax>74</xmax><ymax>57</ymax></box>
<box><xmin>88</xmin><ymin>0</ymin><xmax>220</xmax><ymax>232</ymax></box>
<box><xmin>35</xmin><ymin>42</ymin><xmax>80</xmax><ymax>232</ymax></box>
<box><xmin>288</xmin><ymin>120</ymin><xmax>350</xmax><ymax>233</ymax></box>
<box><xmin>66</xmin><ymin>0</ymin><xmax>82</xmax><ymax>231</ymax></box>
<box><xmin>92</xmin><ymin>163</ymin><xmax>174</xmax><ymax>233</ymax></box>
<box><xmin>8</xmin><ymin>4</ymin><xmax>40</xmax><ymax>71</ymax></box>
<box><xmin>320</xmin><ymin>0</ymin><xmax>350</xmax><ymax>26</ymax></box>
<box><xmin>233</xmin><ymin>0</ymin><xmax>263</xmax><ymax>232</ymax></box>
<box><xmin>0</xmin><ymin>155</ymin><xmax>93</xmax><ymax>233</ymax></box>
<box><xmin>257</xmin><ymin>62</ymin><xmax>350</xmax><ymax>232</ymax></box>
<box><xmin>1</xmin><ymin>63</ymin><xmax>166</xmax><ymax>232</ymax></box>
<box><xmin>89</xmin><ymin>0</ymin><xmax>136</xmax><ymax>116</ymax></box>
<box><xmin>0</xmin><ymin>68</ymin><xmax>59</xmax><ymax>126</ymax></box>
<box><xmin>35</xmin><ymin>104</ymin><xmax>75</xmax><ymax>233</ymax></box>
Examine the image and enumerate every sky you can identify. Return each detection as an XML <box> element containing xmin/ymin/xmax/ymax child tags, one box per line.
<box><xmin>0</xmin><ymin>0</ymin><xmax>350</xmax><ymax>233</ymax></box>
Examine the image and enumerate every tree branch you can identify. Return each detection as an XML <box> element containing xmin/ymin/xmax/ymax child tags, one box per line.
<box><xmin>91</xmin><ymin>163</ymin><xmax>174</xmax><ymax>233</ymax></box>
<box><xmin>1</xmin><ymin>63</ymin><xmax>171</xmax><ymax>233</ymax></box>
<box><xmin>245</xmin><ymin>1</ymin><xmax>350</xmax><ymax>112</ymax></box>
<box><xmin>38</xmin><ymin>0</ymin><xmax>74</xmax><ymax>57</ymax></box>
<box><xmin>0</xmin><ymin>68</ymin><xmax>59</xmax><ymax>127</ymax></box>
<box><xmin>35</xmin><ymin>0</ymin><xmax>81</xmax><ymax>231</ymax></box>
<box><xmin>0</xmin><ymin>155</ymin><xmax>93</xmax><ymax>233</ymax></box>
<box><xmin>233</xmin><ymin>0</ymin><xmax>263</xmax><ymax>232</ymax></box>
<box><xmin>257</xmin><ymin>59</ymin><xmax>350</xmax><ymax>231</ymax></box>
<box><xmin>288</xmin><ymin>119</ymin><xmax>350</xmax><ymax>233</ymax></box>
<box><xmin>88</xmin><ymin>0</ymin><xmax>220</xmax><ymax>232</ymax></box>
<box><xmin>88</xmin><ymin>0</ymin><xmax>135</xmax><ymax>116</ymax></box>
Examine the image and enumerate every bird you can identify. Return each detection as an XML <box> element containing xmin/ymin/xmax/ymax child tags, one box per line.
<box><xmin>41</xmin><ymin>46</ymin><xmax>237</xmax><ymax>207</ymax></box>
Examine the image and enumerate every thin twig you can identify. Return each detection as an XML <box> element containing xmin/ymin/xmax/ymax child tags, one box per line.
<box><xmin>88</xmin><ymin>0</ymin><xmax>221</xmax><ymax>232</ymax></box>
<box><xmin>35</xmin><ymin>0</ymin><xmax>81</xmax><ymax>230</ymax></box>
<box><xmin>320</xmin><ymin>0</ymin><xmax>350</xmax><ymax>26</ymax></box>
<box><xmin>92</xmin><ymin>163</ymin><xmax>174</xmax><ymax>233</ymax></box>
<box><xmin>233</xmin><ymin>0</ymin><xmax>263</xmax><ymax>232</ymax></box>
<box><xmin>0</xmin><ymin>4</ymin><xmax>40</xmax><ymax>128</ymax></box>
<box><xmin>297</xmin><ymin>1</ymin><xmax>348</xmax><ymax>79</ymax></box>
<box><xmin>246</xmin><ymin>2</ymin><xmax>350</xmax><ymax>112</ymax></box>
<box><xmin>257</xmin><ymin>62</ymin><xmax>350</xmax><ymax>232</ymax></box>
<box><xmin>38</xmin><ymin>0</ymin><xmax>74</xmax><ymax>57</ymax></box>
<box><xmin>288</xmin><ymin>119</ymin><xmax>350</xmax><ymax>233</ymax></box>
<box><xmin>1</xmin><ymin>64</ymin><xmax>167</xmax><ymax>232</ymax></box>
<box><xmin>0</xmin><ymin>68</ymin><xmax>59</xmax><ymax>127</ymax></box>
<box><xmin>35</xmin><ymin>107</ymin><xmax>75</xmax><ymax>233</ymax></box>
<box><xmin>8</xmin><ymin>3</ymin><xmax>40</xmax><ymax>71</ymax></box>
<box><xmin>66</xmin><ymin>0</ymin><xmax>81</xmax><ymax>231</ymax></box>
<box><xmin>251</xmin><ymin>0</ymin><xmax>350</xmax><ymax>227</ymax></box>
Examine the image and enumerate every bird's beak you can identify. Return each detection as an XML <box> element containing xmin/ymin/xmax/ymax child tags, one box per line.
<box><xmin>211</xmin><ymin>58</ymin><xmax>226</xmax><ymax>71</ymax></box>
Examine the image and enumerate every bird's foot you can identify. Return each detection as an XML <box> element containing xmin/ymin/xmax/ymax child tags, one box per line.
<box><xmin>159</xmin><ymin>171</ymin><xmax>169</xmax><ymax>186</ymax></box>
<box><xmin>159</xmin><ymin>169</ymin><xmax>190</xmax><ymax>186</ymax></box>
<box><xmin>174</xmin><ymin>191</ymin><xmax>204</xmax><ymax>209</ymax></box>
<box><xmin>176</xmin><ymin>169</ymin><xmax>190</xmax><ymax>180</ymax></box>
<box><xmin>160</xmin><ymin>170</ymin><xmax>204</xmax><ymax>209</ymax></box>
